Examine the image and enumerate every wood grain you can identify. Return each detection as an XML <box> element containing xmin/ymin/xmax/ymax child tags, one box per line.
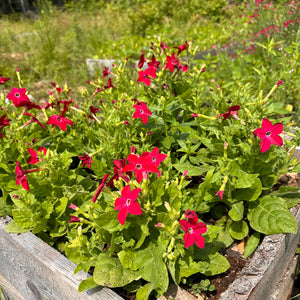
<box><xmin>0</xmin><ymin>216</ymin><xmax>124</xmax><ymax>300</ymax></box>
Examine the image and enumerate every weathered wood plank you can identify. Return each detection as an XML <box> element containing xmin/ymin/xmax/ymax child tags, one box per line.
<box><xmin>220</xmin><ymin>205</ymin><xmax>300</xmax><ymax>300</ymax></box>
<box><xmin>0</xmin><ymin>216</ymin><xmax>124</xmax><ymax>300</ymax></box>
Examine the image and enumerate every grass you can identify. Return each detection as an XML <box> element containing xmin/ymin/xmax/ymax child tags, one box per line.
<box><xmin>0</xmin><ymin>1</ymin><xmax>240</xmax><ymax>92</ymax></box>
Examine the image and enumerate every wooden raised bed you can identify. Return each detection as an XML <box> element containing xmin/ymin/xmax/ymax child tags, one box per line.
<box><xmin>0</xmin><ymin>215</ymin><xmax>123</xmax><ymax>300</ymax></box>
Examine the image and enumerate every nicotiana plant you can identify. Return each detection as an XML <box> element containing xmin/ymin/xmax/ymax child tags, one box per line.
<box><xmin>0</xmin><ymin>40</ymin><xmax>300</xmax><ymax>299</ymax></box>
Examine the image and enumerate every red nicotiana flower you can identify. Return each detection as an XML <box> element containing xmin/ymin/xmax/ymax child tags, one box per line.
<box><xmin>0</xmin><ymin>114</ymin><xmax>11</xmax><ymax>129</ymax></box>
<box><xmin>215</xmin><ymin>190</ymin><xmax>224</xmax><ymax>200</ymax></box>
<box><xmin>0</xmin><ymin>75</ymin><xmax>10</xmax><ymax>84</ymax></box>
<box><xmin>132</xmin><ymin>102</ymin><xmax>152</xmax><ymax>124</ymax></box>
<box><xmin>177</xmin><ymin>64</ymin><xmax>188</xmax><ymax>72</ymax></box>
<box><xmin>15</xmin><ymin>161</ymin><xmax>29</xmax><ymax>191</ymax></box>
<box><xmin>7</xmin><ymin>87</ymin><xmax>30</xmax><ymax>108</ymax></box>
<box><xmin>179</xmin><ymin>211</ymin><xmax>207</xmax><ymax>248</ymax></box>
<box><xmin>147</xmin><ymin>55</ymin><xmax>160</xmax><ymax>70</ymax></box>
<box><xmin>114</xmin><ymin>185</ymin><xmax>142</xmax><ymax>225</ymax></box>
<box><xmin>160</xmin><ymin>42</ymin><xmax>169</xmax><ymax>53</ymax></box>
<box><xmin>69</xmin><ymin>203</ymin><xmax>78</xmax><ymax>210</ymax></box>
<box><xmin>22</xmin><ymin>112</ymin><xmax>46</xmax><ymax>130</ymax></box>
<box><xmin>137</xmin><ymin>69</ymin><xmax>152</xmax><ymax>86</ymax></box>
<box><xmin>174</xmin><ymin>41</ymin><xmax>188</xmax><ymax>56</ymax></box>
<box><xmin>276</xmin><ymin>80</ymin><xmax>284</xmax><ymax>86</ymax></box>
<box><xmin>107</xmin><ymin>158</ymin><xmax>131</xmax><ymax>188</ymax></box>
<box><xmin>144</xmin><ymin>147</ymin><xmax>167</xmax><ymax>168</ymax></box>
<box><xmin>184</xmin><ymin>209</ymin><xmax>198</xmax><ymax>223</ymax></box>
<box><xmin>102</xmin><ymin>67</ymin><xmax>111</xmax><ymax>78</ymax></box>
<box><xmin>27</xmin><ymin>147</ymin><xmax>47</xmax><ymax>165</ymax></box>
<box><xmin>138</xmin><ymin>50</ymin><xmax>146</xmax><ymax>69</ymax></box>
<box><xmin>88</xmin><ymin>105</ymin><xmax>101</xmax><ymax>119</ymax></box>
<box><xmin>68</xmin><ymin>215</ymin><xmax>81</xmax><ymax>223</ymax></box>
<box><xmin>104</xmin><ymin>78</ymin><xmax>116</xmax><ymax>89</ymax></box>
<box><xmin>253</xmin><ymin>118</ymin><xmax>283</xmax><ymax>153</ymax></box>
<box><xmin>78</xmin><ymin>153</ymin><xmax>93</xmax><ymax>169</ymax></box>
<box><xmin>164</xmin><ymin>53</ymin><xmax>179</xmax><ymax>73</ymax></box>
<box><xmin>122</xmin><ymin>152</ymin><xmax>159</xmax><ymax>183</ymax></box>
<box><xmin>219</xmin><ymin>105</ymin><xmax>241</xmax><ymax>121</ymax></box>
<box><xmin>15</xmin><ymin>161</ymin><xmax>41</xmax><ymax>191</ymax></box>
<box><xmin>92</xmin><ymin>174</ymin><xmax>110</xmax><ymax>203</ymax></box>
<box><xmin>46</xmin><ymin>115</ymin><xmax>74</xmax><ymax>131</ymax></box>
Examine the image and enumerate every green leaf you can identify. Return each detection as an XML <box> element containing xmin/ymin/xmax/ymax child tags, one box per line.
<box><xmin>234</xmin><ymin>172</ymin><xmax>258</xmax><ymax>189</ymax></box>
<box><xmin>94</xmin><ymin>211</ymin><xmax>124</xmax><ymax>232</ymax></box>
<box><xmin>55</xmin><ymin>197</ymin><xmax>68</xmax><ymax>218</ymax></box>
<box><xmin>78</xmin><ymin>277</ymin><xmax>99</xmax><ymax>292</ymax></box>
<box><xmin>243</xmin><ymin>232</ymin><xmax>261</xmax><ymax>258</ymax></box>
<box><xmin>229</xmin><ymin>220</ymin><xmax>249</xmax><ymax>240</ymax></box>
<box><xmin>5</xmin><ymin>220</ymin><xmax>30</xmax><ymax>233</ymax></box>
<box><xmin>134</xmin><ymin>242</ymin><xmax>168</xmax><ymax>294</ymax></box>
<box><xmin>161</xmin><ymin>136</ymin><xmax>175</xmax><ymax>150</ymax></box>
<box><xmin>136</xmin><ymin>283</ymin><xmax>154</xmax><ymax>300</ymax></box>
<box><xmin>93</xmin><ymin>253</ymin><xmax>139</xmax><ymax>288</ymax></box>
<box><xmin>178</xmin><ymin>255</ymin><xmax>209</xmax><ymax>280</ymax></box>
<box><xmin>234</xmin><ymin>178</ymin><xmax>262</xmax><ymax>202</ymax></box>
<box><xmin>12</xmin><ymin>208</ymin><xmax>35</xmax><ymax>229</ymax></box>
<box><xmin>248</xmin><ymin>196</ymin><xmax>298</xmax><ymax>234</ymax></box>
<box><xmin>201</xmin><ymin>252</ymin><xmax>230</xmax><ymax>276</ymax></box>
<box><xmin>118</xmin><ymin>249</ymin><xmax>138</xmax><ymax>271</ymax></box>
<box><xmin>173</xmin><ymin>163</ymin><xmax>212</xmax><ymax>176</ymax></box>
<box><xmin>228</xmin><ymin>202</ymin><xmax>244</xmax><ymax>221</ymax></box>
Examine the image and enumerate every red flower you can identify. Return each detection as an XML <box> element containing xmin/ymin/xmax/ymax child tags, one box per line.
<box><xmin>15</xmin><ymin>161</ymin><xmax>29</xmax><ymax>191</ymax></box>
<box><xmin>7</xmin><ymin>87</ymin><xmax>30</xmax><ymax>108</ymax></box>
<box><xmin>46</xmin><ymin>115</ymin><xmax>74</xmax><ymax>131</ymax></box>
<box><xmin>164</xmin><ymin>53</ymin><xmax>179</xmax><ymax>73</ymax></box>
<box><xmin>276</xmin><ymin>80</ymin><xmax>284</xmax><ymax>86</ymax></box>
<box><xmin>78</xmin><ymin>153</ymin><xmax>93</xmax><ymax>169</ymax></box>
<box><xmin>144</xmin><ymin>147</ymin><xmax>167</xmax><ymax>168</ymax></box>
<box><xmin>102</xmin><ymin>67</ymin><xmax>111</xmax><ymax>78</ymax></box>
<box><xmin>0</xmin><ymin>75</ymin><xmax>10</xmax><ymax>84</ymax></box>
<box><xmin>219</xmin><ymin>105</ymin><xmax>241</xmax><ymax>121</ymax></box>
<box><xmin>174</xmin><ymin>41</ymin><xmax>188</xmax><ymax>56</ymax></box>
<box><xmin>253</xmin><ymin>118</ymin><xmax>283</xmax><ymax>153</ymax></box>
<box><xmin>184</xmin><ymin>209</ymin><xmax>198</xmax><ymax>223</ymax></box>
<box><xmin>215</xmin><ymin>190</ymin><xmax>224</xmax><ymax>200</ymax></box>
<box><xmin>179</xmin><ymin>216</ymin><xmax>207</xmax><ymax>249</ymax></box>
<box><xmin>23</xmin><ymin>112</ymin><xmax>46</xmax><ymax>130</ymax></box>
<box><xmin>15</xmin><ymin>161</ymin><xmax>40</xmax><ymax>191</ymax></box>
<box><xmin>27</xmin><ymin>147</ymin><xmax>47</xmax><ymax>165</ymax></box>
<box><xmin>122</xmin><ymin>153</ymin><xmax>159</xmax><ymax>183</ymax></box>
<box><xmin>114</xmin><ymin>185</ymin><xmax>142</xmax><ymax>225</ymax></box>
<box><xmin>132</xmin><ymin>102</ymin><xmax>152</xmax><ymax>124</ymax></box>
<box><xmin>0</xmin><ymin>114</ymin><xmax>11</xmax><ymax>129</ymax></box>
<box><xmin>138</xmin><ymin>50</ymin><xmax>146</xmax><ymax>69</ymax></box>
<box><xmin>89</xmin><ymin>105</ymin><xmax>101</xmax><ymax>119</ymax></box>
<box><xmin>137</xmin><ymin>70</ymin><xmax>152</xmax><ymax>86</ymax></box>
<box><xmin>104</xmin><ymin>78</ymin><xmax>116</xmax><ymax>89</ymax></box>
<box><xmin>107</xmin><ymin>159</ymin><xmax>131</xmax><ymax>188</ymax></box>
<box><xmin>177</xmin><ymin>64</ymin><xmax>188</xmax><ymax>72</ymax></box>
<box><xmin>68</xmin><ymin>215</ymin><xmax>81</xmax><ymax>223</ymax></box>
<box><xmin>147</xmin><ymin>55</ymin><xmax>160</xmax><ymax>70</ymax></box>
<box><xmin>69</xmin><ymin>203</ymin><xmax>78</xmax><ymax>210</ymax></box>
<box><xmin>92</xmin><ymin>174</ymin><xmax>109</xmax><ymax>203</ymax></box>
<box><xmin>160</xmin><ymin>42</ymin><xmax>169</xmax><ymax>52</ymax></box>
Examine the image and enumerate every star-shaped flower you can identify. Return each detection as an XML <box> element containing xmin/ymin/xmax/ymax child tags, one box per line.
<box><xmin>253</xmin><ymin>118</ymin><xmax>283</xmax><ymax>153</ymax></box>
<box><xmin>114</xmin><ymin>185</ymin><xmax>142</xmax><ymax>225</ymax></box>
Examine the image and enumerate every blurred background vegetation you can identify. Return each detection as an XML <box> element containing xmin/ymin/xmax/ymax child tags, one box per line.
<box><xmin>1</xmin><ymin>0</ymin><xmax>300</xmax><ymax>124</ymax></box>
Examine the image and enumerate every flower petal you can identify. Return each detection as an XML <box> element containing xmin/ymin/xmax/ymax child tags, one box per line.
<box><xmin>271</xmin><ymin>123</ymin><xmax>283</xmax><ymax>134</ymax></box>
<box><xmin>270</xmin><ymin>134</ymin><xmax>283</xmax><ymax>146</ymax></box>
<box><xmin>260</xmin><ymin>137</ymin><xmax>271</xmax><ymax>153</ymax></box>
